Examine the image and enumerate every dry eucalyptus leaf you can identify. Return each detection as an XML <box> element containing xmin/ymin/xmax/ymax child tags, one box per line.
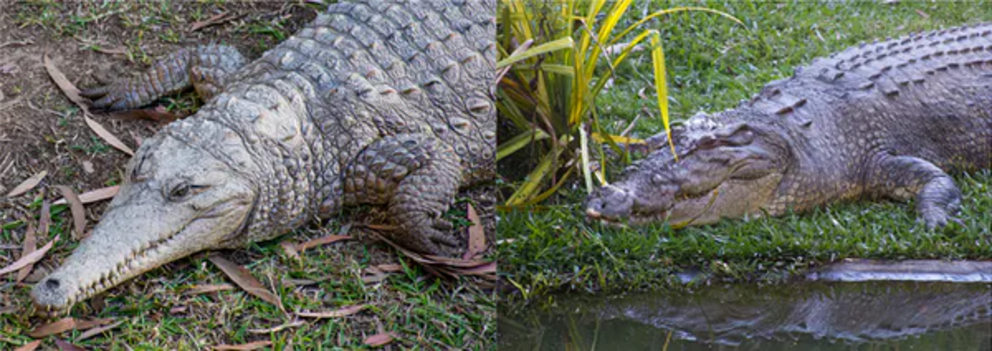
<box><xmin>296</xmin><ymin>234</ymin><xmax>352</xmax><ymax>252</ymax></box>
<box><xmin>0</xmin><ymin>235</ymin><xmax>59</xmax><ymax>276</ymax></box>
<box><xmin>16</xmin><ymin>219</ymin><xmax>37</xmax><ymax>283</ymax></box>
<box><xmin>212</xmin><ymin>341</ymin><xmax>273</xmax><ymax>350</ymax></box>
<box><xmin>54</xmin><ymin>186</ymin><xmax>86</xmax><ymax>240</ymax></box>
<box><xmin>77</xmin><ymin>320</ymin><xmax>123</xmax><ymax>341</ymax></box>
<box><xmin>363</xmin><ymin>332</ymin><xmax>397</xmax><ymax>347</ymax></box>
<box><xmin>208</xmin><ymin>255</ymin><xmax>282</xmax><ymax>308</ymax></box>
<box><xmin>54</xmin><ymin>185</ymin><xmax>119</xmax><ymax>205</ymax></box>
<box><xmin>184</xmin><ymin>283</ymin><xmax>235</xmax><ymax>295</ymax></box>
<box><xmin>84</xmin><ymin>115</ymin><xmax>134</xmax><ymax>156</ymax></box>
<box><xmin>27</xmin><ymin>317</ymin><xmax>76</xmax><ymax>338</ymax></box>
<box><xmin>297</xmin><ymin>304</ymin><xmax>367</xmax><ymax>319</ymax></box>
<box><xmin>463</xmin><ymin>203</ymin><xmax>486</xmax><ymax>260</ymax></box>
<box><xmin>13</xmin><ymin>340</ymin><xmax>42</xmax><ymax>351</ymax></box>
<box><xmin>6</xmin><ymin>171</ymin><xmax>47</xmax><ymax>197</ymax></box>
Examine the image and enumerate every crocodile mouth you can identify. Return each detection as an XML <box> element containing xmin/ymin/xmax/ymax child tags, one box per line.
<box><xmin>33</xmin><ymin>221</ymin><xmax>190</xmax><ymax>317</ymax></box>
<box><xmin>33</xmin><ymin>202</ymin><xmax>249</xmax><ymax>317</ymax></box>
<box><xmin>586</xmin><ymin>189</ymin><xmax>719</xmax><ymax>228</ymax></box>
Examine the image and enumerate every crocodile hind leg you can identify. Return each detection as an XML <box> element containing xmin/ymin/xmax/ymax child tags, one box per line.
<box><xmin>343</xmin><ymin>133</ymin><xmax>463</xmax><ymax>255</ymax></box>
<box><xmin>867</xmin><ymin>154</ymin><xmax>962</xmax><ymax>229</ymax></box>
<box><xmin>80</xmin><ymin>45</ymin><xmax>246</xmax><ymax>111</ymax></box>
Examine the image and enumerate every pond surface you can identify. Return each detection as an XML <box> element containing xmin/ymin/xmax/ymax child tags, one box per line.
<box><xmin>500</xmin><ymin>282</ymin><xmax>992</xmax><ymax>350</ymax></box>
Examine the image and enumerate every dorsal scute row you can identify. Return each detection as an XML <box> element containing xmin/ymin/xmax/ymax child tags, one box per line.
<box><xmin>743</xmin><ymin>22</ymin><xmax>992</xmax><ymax>128</ymax></box>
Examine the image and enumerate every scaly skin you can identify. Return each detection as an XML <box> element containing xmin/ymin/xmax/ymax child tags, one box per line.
<box><xmin>586</xmin><ymin>23</ymin><xmax>992</xmax><ymax>229</ymax></box>
<box><xmin>32</xmin><ymin>0</ymin><xmax>495</xmax><ymax>316</ymax></box>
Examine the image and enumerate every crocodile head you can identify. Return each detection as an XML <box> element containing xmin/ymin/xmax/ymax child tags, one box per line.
<box><xmin>586</xmin><ymin>118</ymin><xmax>791</xmax><ymax>227</ymax></box>
<box><xmin>31</xmin><ymin>134</ymin><xmax>257</xmax><ymax>316</ymax></box>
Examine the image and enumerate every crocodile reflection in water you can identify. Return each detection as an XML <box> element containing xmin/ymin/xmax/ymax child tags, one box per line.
<box><xmin>502</xmin><ymin>282</ymin><xmax>992</xmax><ymax>348</ymax></box>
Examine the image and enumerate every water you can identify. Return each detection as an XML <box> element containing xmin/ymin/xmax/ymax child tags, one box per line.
<box><xmin>500</xmin><ymin>282</ymin><xmax>992</xmax><ymax>350</ymax></box>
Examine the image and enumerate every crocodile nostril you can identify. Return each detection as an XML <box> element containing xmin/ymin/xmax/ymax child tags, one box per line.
<box><xmin>45</xmin><ymin>278</ymin><xmax>60</xmax><ymax>289</ymax></box>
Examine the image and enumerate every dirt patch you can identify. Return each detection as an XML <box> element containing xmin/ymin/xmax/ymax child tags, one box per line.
<box><xmin>0</xmin><ymin>2</ymin><xmax>495</xmax><ymax>349</ymax></box>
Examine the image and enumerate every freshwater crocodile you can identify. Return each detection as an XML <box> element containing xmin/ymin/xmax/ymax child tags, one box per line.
<box><xmin>586</xmin><ymin>23</ymin><xmax>992</xmax><ymax>228</ymax></box>
<box><xmin>31</xmin><ymin>0</ymin><xmax>495</xmax><ymax>316</ymax></box>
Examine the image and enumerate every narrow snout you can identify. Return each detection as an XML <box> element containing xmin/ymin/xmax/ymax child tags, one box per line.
<box><xmin>31</xmin><ymin>270</ymin><xmax>79</xmax><ymax>316</ymax></box>
<box><xmin>585</xmin><ymin>185</ymin><xmax>635</xmax><ymax>220</ymax></box>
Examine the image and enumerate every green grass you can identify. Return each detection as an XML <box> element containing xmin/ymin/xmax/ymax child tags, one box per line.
<box><xmin>498</xmin><ymin>0</ymin><xmax>992</xmax><ymax>302</ymax></box>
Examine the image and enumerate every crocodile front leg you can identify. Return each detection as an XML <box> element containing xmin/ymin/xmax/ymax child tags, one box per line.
<box><xmin>80</xmin><ymin>45</ymin><xmax>246</xmax><ymax>111</ymax></box>
<box><xmin>343</xmin><ymin>133</ymin><xmax>463</xmax><ymax>255</ymax></box>
<box><xmin>866</xmin><ymin>154</ymin><xmax>963</xmax><ymax>229</ymax></box>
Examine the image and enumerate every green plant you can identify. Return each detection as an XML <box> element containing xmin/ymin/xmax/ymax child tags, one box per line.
<box><xmin>496</xmin><ymin>0</ymin><xmax>740</xmax><ymax>206</ymax></box>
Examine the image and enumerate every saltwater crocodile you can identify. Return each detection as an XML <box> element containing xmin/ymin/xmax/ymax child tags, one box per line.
<box><xmin>586</xmin><ymin>23</ymin><xmax>991</xmax><ymax>228</ymax></box>
<box><xmin>502</xmin><ymin>282</ymin><xmax>992</xmax><ymax>348</ymax></box>
<box><xmin>31</xmin><ymin>0</ymin><xmax>495</xmax><ymax>316</ymax></box>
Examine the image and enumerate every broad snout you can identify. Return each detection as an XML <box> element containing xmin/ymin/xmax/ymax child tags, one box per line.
<box><xmin>585</xmin><ymin>185</ymin><xmax>635</xmax><ymax>221</ymax></box>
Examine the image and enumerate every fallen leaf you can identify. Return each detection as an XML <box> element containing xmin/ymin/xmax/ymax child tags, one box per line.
<box><xmin>16</xmin><ymin>218</ymin><xmax>37</xmax><ymax>283</ymax></box>
<box><xmin>423</xmin><ymin>255</ymin><xmax>493</xmax><ymax>268</ymax></box>
<box><xmin>363</xmin><ymin>332</ymin><xmax>397</xmax><ymax>347</ymax></box>
<box><xmin>13</xmin><ymin>340</ymin><xmax>42</xmax><ymax>351</ymax></box>
<box><xmin>28</xmin><ymin>317</ymin><xmax>76</xmax><ymax>338</ymax></box>
<box><xmin>208</xmin><ymin>255</ymin><xmax>282</xmax><ymax>308</ymax></box>
<box><xmin>184</xmin><ymin>283</ymin><xmax>235</xmax><ymax>295</ymax></box>
<box><xmin>77</xmin><ymin>320</ymin><xmax>123</xmax><ymax>341</ymax></box>
<box><xmin>916</xmin><ymin>9</ymin><xmax>929</xmax><ymax>18</ymax></box>
<box><xmin>111</xmin><ymin>106</ymin><xmax>179</xmax><ymax>123</ymax></box>
<box><xmin>93</xmin><ymin>46</ymin><xmax>127</xmax><ymax>55</ymax></box>
<box><xmin>6</xmin><ymin>171</ymin><xmax>47</xmax><ymax>197</ymax></box>
<box><xmin>170</xmin><ymin>305</ymin><xmax>187</xmax><ymax>314</ymax></box>
<box><xmin>248</xmin><ymin>320</ymin><xmax>305</xmax><ymax>334</ymax></box>
<box><xmin>74</xmin><ymin>317</ymin><xmax>115</xmax><ymax>331</ymax></box>
<box><xmin>0</xmin><ymin>235</ymin><xmax>59</xmax><ymax>276</ymax></box>
<box><xmin>191</xmin><ymin>11</ymin><xmax>239</xmax><ymax>32</ymax></box>
<box><xmin>54</xmin><ymin>340</ymin><xmax>86</xmax><ymax>351</ymax></box>
<box><xmin>84</xmin><ymin>115</ymin><xmax>134</xmax><ymax>156</ymax></box>
<box><xmin>463</xmin><ymin>204</ymin><xmax>486</xmax><ymax>260</ymax></box>
<box><xmin>375</xmin><ymin>264</ymin><xmax>402</xmax><ymax>272</ymax></box>
<box><xmin>38</xmin><ymin>200</ymin><xmax>52</xmax><ymax>235</ymax></box>
<box><xmin>213</xmin><ymin>341</ymin><xmax>272</xmax><ymax>350</ymax></box>
<box><xmin>54</xmin><ymin>185</ymin><xmax>119</xmax><ymax>205</ymax></box>
<box><xmin>54</xmin><ymin>186</ymin><xmax>86</xmax><ymax>240</ymax></box>
<box><xmin>297</xmin><ymin>304</ymin><xmax>366</xmax><ymax>319</ymax></box>
<box><xmin>0</xmin><ymin>39</ymin><xmax>33</xmax><ymax>49</ymax></box>
<box><xmin>280</xmin><ymin>240</ymin><xmax>300</xmax><ymax>260</ymax></box>
<box><xmin>296</xmin><ymin>234</ymin><xmax>352</xmax><ymax>252</ymax></box>
<box><xmin>44</xmin><ymin>54</ymin><xmax>134</xmax><ymax>156</ymax></box>
<box><xmin>43</xmin><ymin>55</ymin><xmax>87</xmax><ymax>110</ymax></box>
<box><xmin>450</xmin><ymin>261</ymin><xmax>497</xmax><ymax>276</ymax></box>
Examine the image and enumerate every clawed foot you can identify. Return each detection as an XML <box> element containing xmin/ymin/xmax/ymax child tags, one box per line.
<box><xmin>918</xmin><ymin>203</ymin><xmax>963</xmax><ymax>230</ymax></box>
<box><xmin>393</xmin><ymin>217</ymin><xmax>460</xmax><ymax>255</ymax></box>
<box><xmin>79</xmin><ymin>79</ymin><xmax>137</xmax><ymax>111</ymax></box>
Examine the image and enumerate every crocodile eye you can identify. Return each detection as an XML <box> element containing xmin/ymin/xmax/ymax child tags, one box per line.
<box><xmin>168</xmin><ymin>183</ymin><xmax>191</xmax><ymax>201</ymax></box>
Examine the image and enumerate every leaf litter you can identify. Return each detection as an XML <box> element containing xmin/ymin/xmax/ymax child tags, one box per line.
<box><xmin>44</xmin><ymin>54</ymin><xmax>134</xmax><ymax>156</ymax></box>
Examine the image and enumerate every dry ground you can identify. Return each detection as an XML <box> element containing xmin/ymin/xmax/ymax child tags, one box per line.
<box><xmin>0</xmin><ymin>1</ymin><xmax>495</xmax><ymax>349</ymax></box>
